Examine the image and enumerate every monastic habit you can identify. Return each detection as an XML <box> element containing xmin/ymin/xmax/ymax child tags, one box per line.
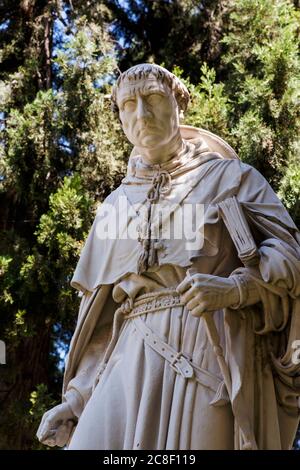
<box><xmin>37</xmin><ymin>64</ymin><xmax>300</xmax><ymax>450</ymax></box>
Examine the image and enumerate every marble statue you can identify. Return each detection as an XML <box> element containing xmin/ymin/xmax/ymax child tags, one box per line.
<box><xmin>37</xmin><ymin>63</ymin><xmax>300</xmax><ymax>450</ymax></box>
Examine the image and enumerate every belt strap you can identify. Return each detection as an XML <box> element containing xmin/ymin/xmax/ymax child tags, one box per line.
<box><xmin>133</xmin><ymin>316</ymin><xmax>229</xmax><ymax>405</ymax></box>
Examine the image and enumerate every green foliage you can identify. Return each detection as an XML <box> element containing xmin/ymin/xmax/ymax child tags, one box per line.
<box><xmin>229</xmin><ymin>110</ymin><xmax>274</xmax><ymax>167</ymax></box>
<box><xmin>53</xmin><ymin>17</ymin><xmax>130</xmax><ymax>198</ymax></box>
<box><xmin>175</xmin><ymin>0</ymin><xmax>300</xmax><ymax>228</ymax></box>
<box><xmin>0</xmin><ymin>1</ymin><xmax>129</xmax><ymax>450</ymax></box>
<box><xmin>278</xmin><ymin>152</ymin><xmax>300</xmax><ymax>221</ymax></box>
<box><xmin>221</xmin><ymin>0</ymin><xmax>300</xmax><ymax>188</ymax></box>
<box><xmin>2</xmin><ymin>89</ymin><xmax>62</xmax><ymax>205</ymax></box>
<box><xmin>36</xmin><ymin>175</ymin><xmax>90</xmax><ymax>260</ymax></box>
<box><xmin>174</xmin><ymin>63</ymin><xmax>232</xmax><ymax>139</ymax></box>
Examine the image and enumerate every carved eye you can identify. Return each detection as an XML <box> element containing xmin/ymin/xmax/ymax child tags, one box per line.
<box><xmin>123</xmin><ymin>99</ymin><xmax>136</xmax><ymax>112</ymax></box>
<box><xmin>146</xmin><ymin>93</ymin><xmax>163</xmax><ymax>105</ymax></box>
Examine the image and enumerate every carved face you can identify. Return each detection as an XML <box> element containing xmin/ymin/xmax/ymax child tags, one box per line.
<box><xmin>116</xmin><ymin>77</ymin><xmax>180</xmax><ymax>150</ymax></box>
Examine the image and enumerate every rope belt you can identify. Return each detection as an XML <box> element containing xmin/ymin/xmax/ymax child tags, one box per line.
<box><xmin>122</xmin><ymin>288</ymin><xmax>184</xmax><ymax>319</ymax></box>
<box><xmin>96</xmin><ymin>288</ymin><xmax>228</xmax><ymax>405</ymax></box>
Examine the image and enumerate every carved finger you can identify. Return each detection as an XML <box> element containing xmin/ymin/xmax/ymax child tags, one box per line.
<box><xmin>42</xmin><ymin>436</ymin><xmax>57</xmax><ymax>447</ymax></box>
<box><xmin>39</xmin><ymin>418</ymin><xmax>58</xmax><ymax>442</ymax></box>
<box><xmin>36</xmin><ymin>424</ymin><xmax>43</xmax><ymax>441</ymax></box>
<box><xmin>176</xmin><ymin>276</ymin><xmax>192</xmax><ymax>294</ymax></box>
<box><xmin>37</xmin><ymin>411</ymin><xmax>50</xmax><ymax>437</ymax></box>
<box><xmin>186</xmin><ymin>293</ymin><xmax>203</xmax><ymax>311</ymax></box>
<box><xmin>190</xmin><ymin>303</ymin><xmax>207</xmax><ymax>316</ymax></box>
<box><xmin>56</xmin><ymin>422</ymin><xmax>73</xmax><ymax>448</ymax></box>
<box><xmin>38</xmin><ymin>428</ymin><xmax>51</xmax><ymax>442</ymax></box>
<box><xmin>180</xmin><ymin>284</ymin><xmax>199</xmax><ymax>304</ymax></box>
<box><xmin>40</xmin><ymin>429</ymin><xmax>56</xmax><ymax>444</ymax></box>
<box><xmin>37</xmin><ymin>424</ymin><xmax>48</xmax><ymax>441</ymax></box>
<box><xmin>47</xmin><ymin>415</ymin><xmax>63</xmax><ymax>430</ymax></box>
<box><xmin>194</xmin><ymin>273</ymin><xmax>216</xmax><ymax>283</ymax></box>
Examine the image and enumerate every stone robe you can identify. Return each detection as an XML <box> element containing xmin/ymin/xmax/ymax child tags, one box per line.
<box><xmin>62</xmin><ymin>126</ymin><xmax>300</xmax><ymax>450</ymax></box>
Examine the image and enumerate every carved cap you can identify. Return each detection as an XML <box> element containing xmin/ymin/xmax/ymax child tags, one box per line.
<box><xmin>111</xmin><ymin>63</ymin><xmax>190</xmax><ymax>115</ymax></box>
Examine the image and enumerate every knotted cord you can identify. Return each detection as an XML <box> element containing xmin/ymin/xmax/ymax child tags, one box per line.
<box><xmin>137</xmin><ymin>170</ymin><xmax>172</xmax><ymax>274</ymax></box>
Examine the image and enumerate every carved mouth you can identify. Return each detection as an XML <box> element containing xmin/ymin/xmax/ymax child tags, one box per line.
<box><xmin>139</xmin><ymin>126</ymin><xmax>158</xmax><ymax>135</ymax></box>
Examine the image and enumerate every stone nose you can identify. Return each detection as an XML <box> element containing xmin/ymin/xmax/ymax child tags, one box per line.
<box><xmin>136</xmin><ymin>96</ymin><xmax>152</xmax><ymax>120</ymax></box>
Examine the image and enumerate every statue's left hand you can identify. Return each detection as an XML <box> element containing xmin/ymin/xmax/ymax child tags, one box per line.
<box><xmin>176</xmin><ymin>272</ymin><xmax>239</xmax><ymax>316</ymax></box>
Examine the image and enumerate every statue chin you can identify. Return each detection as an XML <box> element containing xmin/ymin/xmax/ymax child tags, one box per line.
<box><xmin>139</xmin><ymin>137</ymin><xmax>161</xmax><ymax>148</ymax></box>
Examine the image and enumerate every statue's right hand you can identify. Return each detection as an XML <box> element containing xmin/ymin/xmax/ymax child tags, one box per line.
<box><xmin>36</xmin><ymin>402</ymin><xmax>76</xmax><ymax>448</ymax></box>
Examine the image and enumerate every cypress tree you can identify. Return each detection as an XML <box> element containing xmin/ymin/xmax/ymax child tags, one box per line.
<box><xmin>0</xmin><ymin>1</ymin><xmax>128</xmax><ymax>449</ymax></box>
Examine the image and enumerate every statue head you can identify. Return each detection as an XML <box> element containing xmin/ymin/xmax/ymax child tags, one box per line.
<box><xmin>111</xmin><ymin>64</ymin><xmax>189</xmax><ymax>153</ymax></box>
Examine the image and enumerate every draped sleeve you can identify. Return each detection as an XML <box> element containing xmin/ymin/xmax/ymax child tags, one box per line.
<box><xmin>231</xmin><ymin>162</ymin><xmax>300</xmax><ymax>335</ymax></box>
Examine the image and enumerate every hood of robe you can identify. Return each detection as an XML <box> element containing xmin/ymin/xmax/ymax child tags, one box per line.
<box><xmin>71</xmin><ymin>126</ymin><xmax>240</xmax><ymax>292</ymax></box>
<box><xmin>123</xmin><ymin>125</ymin><xmax>238</xmax><ymax>183</ymax></box>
